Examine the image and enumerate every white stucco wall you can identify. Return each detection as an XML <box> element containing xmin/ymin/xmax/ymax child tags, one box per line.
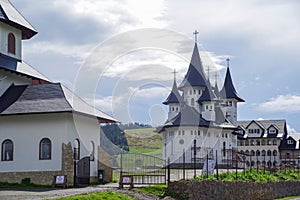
<box><xmin>0</xmin><ymin>69</ymin><xmax>32</xmax><ymax>96</ymax></box>
<box><xmin>0</xmin><ymin>113</ymin><xmax>101</xmax><ymax>177</ymax></box>
<box><xmin>0</xmin><ymin>22</ymin><xmax>22</xmax><ymax>60</ymax></box>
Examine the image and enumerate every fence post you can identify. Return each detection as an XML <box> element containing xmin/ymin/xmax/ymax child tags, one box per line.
<box><xmin>216</xmin><ymin>150</ymin><xmax>219</xmax><ymax>180</ymax></box>
<box><xmin>206</xmin><ymin>151</ymin><xmax>209</xmax><ymax>179</ymax></box>
<box><xmin>183</xmin><ymin>149</ymin><xmax>185</xmax><ymax>180</ymax></box>
<box><xmin>167</xmin><ymin>158</ymin><xmax>170</xmax><ymax>186</ymax></box>
<box><xmin>193</xmin><ymin>140</ymin><xmax>196</xmax><ymax>178</ymax></box>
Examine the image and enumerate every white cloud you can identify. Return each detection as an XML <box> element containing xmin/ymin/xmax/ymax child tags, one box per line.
<box><xmin>287</xmin><ymin>124</ymin><xmax>299</xmax><ymax>134</ymax></box>
<box><xmin>259</xmin><ymin>95</ymin><xmax>300</xmax><ymax>113</ymax></box>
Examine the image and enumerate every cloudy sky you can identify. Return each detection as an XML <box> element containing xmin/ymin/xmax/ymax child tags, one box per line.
<box><xmin>12</xmin><ymin>0</ymin><xmax>300</xmax><ymax>133</ymax></box>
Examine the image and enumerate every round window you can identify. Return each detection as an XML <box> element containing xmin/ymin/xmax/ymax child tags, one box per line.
<box><xmin>179</xmin><ymin>139</ymin><xmax>184</xmax><ymax>145</ymax></box>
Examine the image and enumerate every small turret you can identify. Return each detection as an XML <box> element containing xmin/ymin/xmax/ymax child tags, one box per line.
<box><xmin>220</xmin><ymin>58</ymin><xmax>244</xmax><ymax>125</ymax></box>
<box><xmin>163</xmin><ymin>69</ymin><xmax>182</xmax><ymax>120</ymax></box>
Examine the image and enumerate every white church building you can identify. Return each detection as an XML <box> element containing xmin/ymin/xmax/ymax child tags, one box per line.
<box><xmin>0</xmin><ymin>0</ymin><xmax>116</xmax><ymax>185</ymax></box>
<box><xmin>159</xmin><ymin>38</ymin><xmax>244</xmax><ymax>167</ymax></box>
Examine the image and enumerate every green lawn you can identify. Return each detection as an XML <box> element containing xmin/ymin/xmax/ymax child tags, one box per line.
<box><xmin>55</xmin><ymin>191</ymin><xmax>133</xmax><ymax>200</ymax></box>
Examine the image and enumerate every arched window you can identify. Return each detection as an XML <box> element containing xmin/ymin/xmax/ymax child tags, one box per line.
<box><xmin>267</xmin><ymin>150</ymin><xmax>271</xmax><ymax>156</ymax></box>
<box><xmin>89</xmin><ymin>141</ymin><xmax>95</xmax><ymax>161</ymax></box>
<box><xmin>7</xmin><ymin>33</ymin><xmax>16</xmax><ymax>54</ymax></box>
<box><xmin>262</xmin><ymin>150</ymin><xmax>266</xmax><ymax>156</ymax></box>
<box><xmin>1</xmin><ymin>139</ymin><xmax>13</xmax><ymax>161</ymax></box>
<box><xmin>39</xmin><ymin>138</ymin><xmax>51</xmax><ymax>160</ymax></box>
<box><xmin>256</xmin><ymin>150</ymin><xmax>260</xmax><ymax>156</ymax></box>
<box><xmin>273</xmin><ymin>140</ymin><xmax>277</xmax><ymax>145</ymax></box>
<box><xmin>74</xmin><ymin>139</ymin><xmax>80</xmax><ymax>160</ymax></box>
<box><xmin>245</xmin><ymin>150</ymin><xmax>249</xmax><ymax>156</ymax></box>
<box><xmin>191</xmin><ymin>98</ymin><xmax>194</xmax><ymax>106</ymax></box>
<box><xmin>273</xmin><ymin>150</ymin><xmax>277</xmax><ymax>156</ymax></box>
<box><xmin>256</xmin><ymin>140</ymin><xmax>260</xmax><ymax>146</ymax></box>
<box><xmin>251</xmin><ymin>150</ymin><xmax>255</xmax><ymax>156</ymax></box>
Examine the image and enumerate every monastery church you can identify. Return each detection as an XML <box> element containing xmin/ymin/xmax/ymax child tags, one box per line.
<box><xmin>0</xmin><ymin>0</ymin><xmax>117</xmax><ymax>185</ymax></box>
<box><xmin>159</xmin><ymin>33</ymin><xmax>292</xmax><ymax>167</ymax></box>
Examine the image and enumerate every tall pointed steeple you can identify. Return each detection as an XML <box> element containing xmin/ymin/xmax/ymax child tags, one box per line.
<box><xmin>163</xmin><ymin>70</ymin><xmax>182</xmax><ymax>105</ymax></box>
<box><xmin>178</xmin><ymin>43</ymin><xmax>208</xmax><ymax>90</ymax></box>
<box><xmin>220</xmin><ymin>58</ymin><xmax>244</xmax><ymax>102</ymax></box>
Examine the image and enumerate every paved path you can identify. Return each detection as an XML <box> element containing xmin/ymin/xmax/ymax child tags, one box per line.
<box><xmin>0</xmin><ymin>183</ymin><xmax>119</xmax><ymax>200</ymax></box>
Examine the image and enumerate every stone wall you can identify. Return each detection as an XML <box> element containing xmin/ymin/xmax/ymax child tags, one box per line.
<box><xmin>168</xmin><ymin>180</ymin><xmax>300</xmax><ymax>200</ymax></box>
<box><xmin>61</xmin><ymin>142</ymin><xmax>74</xmax><ymax>186</ymax></box>
<box><xmin>98</xmin><ymin>146</ymin><xmax>113</xmax><ymax>183</ymax></box>
<box><xmin>0</xmin><ymin>171</ymin><xmax>61</xmax><ymax>185</ymax></box>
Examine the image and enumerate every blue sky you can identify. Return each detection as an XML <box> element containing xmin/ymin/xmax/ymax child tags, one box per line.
<box><xmin>12</xmin><ymin>0</ymin><xmax>300</xmax><ymax>133</ymax></box>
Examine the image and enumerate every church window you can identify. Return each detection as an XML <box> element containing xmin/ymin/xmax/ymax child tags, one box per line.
<box><xmin>222</xmin><ymin>133</ymin><xmax>224</xmax><ymax>138</ymax></box>
<box><xmin>251</xmin><ymin>150</ymin><xmax>255</xmax><ymax>156</ymax></box>
<box><xmin>74</xmin><ymin>139</ymin><xmax>80</xmax><ymax>160</ymax></box>
<box><xmin>269</xmin><ymin>129</ymin><xmax>276</xmax><ymax>134</ymax></box>
<box><xmin>239</xmin><ymin>141</ymin><xmax>244</xmax><ymax>146</ymax></box>
<box><xmin>210</xmin><ymin>105</ymin><xmax>213</xmax><ymax>110</ymax></box>
<box><xmin>206</xmin><ymin>105</ymin><xmax>209</xmax><ymax>110</ymax></box>
<box><xmin>172</xmin><ymin>107</ymin><xmax>175</xmax><ymax>111</ymax></box>
<box><xmin>251</xmin><ymin>140</ymin><xmax>255</xmax><ymax>146</ymax></box>
<box><xmin>245</xmin><ymin>150</ymin><xmax>249</xmax><ymax>155</ymax></box>
<box><xmin>267</xmin><ymin>140</ymin><xmax>272</xmax><ymax>145</ymax></box>
<box><xmin>89</xmin><ymin>141</ymin><xmax>95</xmax><ymax>161</ymax></box>
<box><xmin>39</xmin><ymin>138</ymin><xmax>51</xmax><ymax>160</ymax></box>
<box><xmin>225</xmin><ymin>133</ymin><xmax>228</xmax><ymax>138</ymax></box>
<box><xmin>8</xmin><ymin>33</ymin><xmax>16</xmax><ymax>54</ymax></box>
<box><xmin>256</xmin><ymin>150</ymin><xmax>260</xmax><ymax>156</ymax></box>
<box><xmin>198</xmin><ymin>90</ymin><xmax>201</xmax><ymax>95</ymax></box>
<box><xmin>256</xmin><ymin>140</ymin><xmax>260</xmax><ymax>146</ymax></box>
<box><xmin>287</xmin><ymin>140</ymin><xmax>293</xmax><ymax>144</ymax></box>
<box><xmin>182</xmin><ymin>130</ymin><xmax>185</xmax><ymax>135</ymax></box>
<box><xmin>178</xmin><ymin>130</ymin><xmax>181</xmax><ymax>135</ymax></box>
<box><xmin>198</xmin><ymin>130</ymin><xmax>200</xmax><ymax>136</ymax></box>
<box><xmin>1</xmin><ymin>139</ymin><xmax>13</xmax><ymax>161</ymax></box>
<box><xmin>245</xmin><ymin>140</ymin><xmax>249</xmax><ymax>146</ymax></box>
<box><xmin>176</xmin><ymin>107</ymin><xmax>179</xmax><ymax>111</ymax></box>
<box><xmin>191</xmin><ymin>130</ymin><xmax>193</xmax><ymax>135</ymax></box>
<box><xmin>191</xmin><ymin>98</ymin><xmax>195</xmax><ymax>106</ymax></box>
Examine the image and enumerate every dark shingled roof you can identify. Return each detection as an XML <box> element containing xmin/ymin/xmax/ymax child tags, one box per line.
<box><xmin>162</xmin><ymin>104</ymin><xmax>210</xmax><ymax>128</ymax></box>
<box><xmin>220</xmin><ymin>67</ymin><xmax>244</xmax><ymax>102</ymax></box>
<box><xmin>237</xmin><ymin>120</ymin><xmax>287</xmax><ymax>139</ymax></box>
<box><xmin>0</xmin><ymin>0</ymin><xmax>37</xmax><ymax>39</ymax></box>
<box><xmin>163</xmin><ymin>79</ymin><xmax>182</xmax><ymax>105</ymax></box>
<box><xmin>0</xmin><ymin>83</ymin><xmax>72</xmax><ymax>115</ymax></box>
<box><xmin>198</xmin><ymin>81</ymin><xmax>216</xmax><ymax>103</ymax></box>
<box><xmin>0</xmin><ymin>83</ymin><xmax>117</xmax><ymax>122</ymax></box>
<box><xmin>178</xmin><ymin>43</ymin><xmax>208</xmax><ymax>89</ymax></box>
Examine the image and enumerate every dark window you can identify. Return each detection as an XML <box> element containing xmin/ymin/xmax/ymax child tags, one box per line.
<box><xmin>267</xmin><ymin>150</ymin><xmax>271</xmax><ymax>156</ymax></box>
<box><xmin>223</xmin><ymin>142</ymin><xmax>226</xmax><ymax>157</ymax></box>
<box><xmin>262</xmin><ymin>150</ymin><xmax>266</xmax><ymax>156</ymax></box>
<box><xmin>8</xmin><ymin>33</ymin><xmax>16</xmax><ymax>54</ymax></box>
<box><xmin>74</xmin><ymin>139</ymin><xmax>80</xmax><ymax>160</ymax></box>
<box><xmin>191</xmin><ymin>98</ymin><xmax>194</xmax><ymax>106</ymax></box>
<box><xmin>1</xmin><ymin>139</ymin><xmax>13</xmax><ymax>161</ymax></box>
<box><xmin>273</xmin><ymin>150</ymin><xmax>277</xmax><ymax>156</ymax></box>
<box><xmin>256</xmin><ymin>150</ymin><xmax>260</xmax><ymax>156</ymax></box>
<box><xmin>39</xmin><ymin>138</ymin><xmax>51</xmax><ymax>160</ymax></box>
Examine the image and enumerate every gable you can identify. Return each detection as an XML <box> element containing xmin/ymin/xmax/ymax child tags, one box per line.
<box><xmin>245</xmin><ymin>121</ymin><xmax>264</xmax><ymax>138</ymax></box>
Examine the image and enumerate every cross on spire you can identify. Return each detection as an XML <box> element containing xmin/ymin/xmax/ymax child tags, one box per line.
<box><xmin>206</xmin><ymin>66</ymin><xmax>210</xmax><ymax>80</ymax></box>
<box><xmin>172</xmin><ymin>69</ymin><xmax>178</xmax><ymax>81</ymax></box>
<box><xmin>193</xmin><ymin>30</ymin><xmax>199</xmax><ymax>43</ymax></box>
<box><xmin>213</xmin><ymin>72</ymin><xmax>219</xmax><ymax>86</ymax></box>
<box><xmin>226</xmin><ymin>58</ymin><xmax>230</xmax><ymax>68</ymax></box>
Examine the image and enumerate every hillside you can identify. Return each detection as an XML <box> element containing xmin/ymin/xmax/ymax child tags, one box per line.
<box><xmin>124</xmin><ymin>128</ymin><xmax>162</xmax><ymax>155</ymax></box>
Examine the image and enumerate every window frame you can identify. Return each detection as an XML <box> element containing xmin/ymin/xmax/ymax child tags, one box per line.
<box><xmin>1</xmin><ymin>139</ymin><xmax>13</xmax><ymax>161</ymax></box>
<box><xmin>39</xmin><ymin>138</ymin><xmax>52</xmax><ymax>160</ymax></box>
<box><xmin>7</xmin><ymin>32</ymin><xmax>16</xmax><ymax>54</ymax></box>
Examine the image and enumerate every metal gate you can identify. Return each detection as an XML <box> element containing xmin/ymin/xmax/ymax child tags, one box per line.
<box><xmin>77</xmin><ymin>156</ymin><xmax>90</xmax><ymax>185</ymax></box>
<box><xmin>119</xmin><ymin>152</ymin><xmax>166</xmax><ymax>185</ymax></box>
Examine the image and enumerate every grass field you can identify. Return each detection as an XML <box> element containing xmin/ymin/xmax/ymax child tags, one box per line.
<box><xmin>55</xmin><ymin>191</ymin><xmax>133</xmax><ymax>200</ymax></box>
<box><xmin>124</xmin><ymin>128</ymin><xmax>162</xmax><ymax>156</ymax></box>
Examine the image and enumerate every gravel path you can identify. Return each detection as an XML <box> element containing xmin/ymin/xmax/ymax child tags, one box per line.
<box><xmin>0</xmin><ymin>183</ymin><xmax>176</xmax><ymax>200</ymax></box>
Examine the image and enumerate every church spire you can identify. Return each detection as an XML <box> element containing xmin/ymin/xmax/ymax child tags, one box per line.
<box><xmin>163</xmin><ymin>69</ymin><xmax>182</xmax><ymax>105</ymax></box>
<box><xmin>178</xmin><ymin>31</ymin><xmax>207</xmax><ymax>90</ymax></box>
<box><xmin>220</xmin><ymin>58</ymin><xmax>244</xmax><ymax>102</ymax></box>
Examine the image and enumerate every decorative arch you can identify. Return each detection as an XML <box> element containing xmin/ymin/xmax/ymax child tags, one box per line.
<box><xmin>8</xmin><ymin>33</ymin><xmax>16</xmax><ymax>54</ymax></box>
<box><xmin>74</xmin><ymin>138</ymin><xmax>80</xmax><ymax>160</ymax></box>
<box><xmin>1</xmin><ymin>139</ymin><xmax>13</xmax><ymax>161</ymax></box>
<box><xmin>39</xmin><ymin>138</ymin><xmax>51</xmax><ymax>160</ymax></box>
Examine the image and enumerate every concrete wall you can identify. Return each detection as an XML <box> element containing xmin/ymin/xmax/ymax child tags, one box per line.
<box><xmin>168</xmin><ymin>180</ymin><xmax>300</xmax><ymax>200</ymax></box>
